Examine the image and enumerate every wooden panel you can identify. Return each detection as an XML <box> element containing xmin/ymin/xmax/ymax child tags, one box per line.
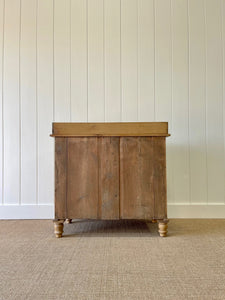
<box><xmin>3</xmin><ymin>0</ymin><xmax>20</xmax><ymax>204</ymax></box>
<box><xmin>121</xmin><ymin>0</ymin><xmax>138</xmax><ymax>121</ymax></box>
<box><xmin>120</xmin><ymin>137</ymin><xmax>155</xmax><ymax>219</ymax></box>
<box><xmin>54</xmin><ymin>0</ymin><xmax>70</xmax><ymax>122</ymax></box>
<box><xmin>55</xmin><ymin>138</ymin><xmax>67</xmax><ymax>219</ymax></box>
<box><xmin>205</xmin><ymin>0</ymin><xmax>225</xmax><ymax>204</ymax></box>
<box><xmin>37</xmin><ymin>0</ymin><xmax>54</xmax><ymax>204</ymax></box>
<box><xmin>67</xmin><ymin>137</ymin><xmax>98</xmax><ymax>219</ymax></box>
<box><xmin>99</xmin><ymin>137</ymin><xmax>119</xmax><ymax>219</ymax></box>
<box><xmin>88</xmin><ymin>0</ymin><xmax>104</xmax><ymax>121</ymax></box>
<box><xmin>153</xmin><ymin>137</ymin><xmax>167</xmax><ymax>219</ymax></box>
<box><xmin>20</xmin><ymin>0</ymin><xmax>37</xmax><ymax>204</ymax></box>
<box><xmin>71</xmin><ymin>0</ymin><xmax>87</xmax><ymax>122</ymax></box>
<box><xmin>0</xmin><ymin>0</ymin><xmax>3</xmax><ymax>204</ymax></box>
<box><xmin>171</xmin><ymin>0</ymin><xmax>189</xmax><ymax>203</ymax></box>
<box><xmin>104</xmin><ymin>0</ymin><xmax>121</xmax><ymax>122</ymax></box>
<box><xmin>189</xmin><ymin>0</ymin><xmax>207</xmax><ymax>204</ymax></box>
<box><xmin>52</xmin><ymin>122</ymin><xmax>169</xmax><ymax>136</ymax></box>
<box><xmin>138</xmin><ymin>0</ymin><xmax>155</xmax><ymax>121</ymax></box>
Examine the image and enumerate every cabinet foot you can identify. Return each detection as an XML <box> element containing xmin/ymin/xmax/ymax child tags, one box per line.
<box><xmin>53</xmin><ymin>220</ymin><xmax>64</xmax><ymax>238</ymax></box>
<box><xmin>157</xmin><ymin>219</ymin><xmax>169</xmax><ymax>237</ymax></box>
<box><xmin>65</xmin><ymin>219</ymin><xmax>72</xmax><ymax>224</ymax></box>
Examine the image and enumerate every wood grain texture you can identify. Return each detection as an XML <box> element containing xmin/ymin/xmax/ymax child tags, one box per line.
<box><xmin>52</xmin><ymin>122</ymin><xmax>169</xmax><ymax>137</ymax></box>
<box><xmin>67</xmin><ymin>137</ymin><xmax>98</xmax><ymax>219</ymax></box>
<box><xmin>53</xmin><ymin>129</ymin><xmax>168</xmax><ymax>237</ymax></box>
<box><xmin>99</xmin><ymin>137</ymin><xmax>120</xmax><ymax>219</ymax></box>
<box><xmin>55</xmin><ymin>138</ymin><xmax>67</xmax><ymax>219</ymax></box>
<box><xmin>120</xmin><ymin>137</ymin><xmax>155</xmax><ymax>219</ymax></box>
<box><xmin>153</xmin><ymin>137</ymin><xmax>167</xmax><ymax>219</ymax></box>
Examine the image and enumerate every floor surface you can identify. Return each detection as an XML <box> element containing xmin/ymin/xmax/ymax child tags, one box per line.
<box><xmin>0</xmin><ymin>219</ymin><xmax>225</xmax><ymax>300</ymax></box>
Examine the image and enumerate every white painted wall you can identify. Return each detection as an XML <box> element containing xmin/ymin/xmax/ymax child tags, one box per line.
<box><xmin>0</xmin><ymin>0</ymin><xmax>225</xmax><ymax>219</ymax></box>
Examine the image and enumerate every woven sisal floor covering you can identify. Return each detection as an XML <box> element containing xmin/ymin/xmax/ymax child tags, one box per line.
<box><xmin>0</xmin><ymin>219</ymin><xmax>225</xmax><ymax>300</ymax></box>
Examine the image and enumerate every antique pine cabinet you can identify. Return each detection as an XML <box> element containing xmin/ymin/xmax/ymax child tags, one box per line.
<box><xmin>51</xmin><ymin>122</ymin><xmax>170</xmax><ymax>238</ymax></box>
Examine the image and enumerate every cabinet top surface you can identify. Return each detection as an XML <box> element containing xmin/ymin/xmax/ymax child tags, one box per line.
<box><xmin>51</xmin><ymin>122</ymin><xmax>170</xmax><ymax>137</ymax></box>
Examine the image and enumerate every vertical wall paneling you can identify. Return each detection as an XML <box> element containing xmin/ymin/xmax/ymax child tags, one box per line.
<box><xmin>104</xmin><ymin>0</ymin><xmax>120</xmax><ymax>122</ymax></box>
<box><xmin>37</xmin><ymin>0</ymin><xmax>54</xmax><ymax>204</ymax></box>
<box><xmin>20</xmin><ymin>0</ymin><xmax>37</xmax><ymax>204</ymax></box>
<box><xmin>138</xmin><ymin>0</ymin><xmax>155</xmax><ymax>121</ymax></box>
<box><xmin>222</xmin><ymin>0</ymin><xmax>225</xmax><ymax>205</ymax></box>
<box><xmin>121</xmin><ymin>0</ymin><xmax>138</xmax><ymax>121</ymax></box>
<box><xmin>155</xmin><ymin>0</ymin><xmax>172</xmax><ymax>125</ymax></box>
<box><xmin>54</xmin><ymin>0</ymin><xmax>70</xmax><ymax>122</ymax></box>
<box><xmin>189</xmin><ymin>0</ymin><xmax>207</xmax><ymax>204</ymax></box>
<box><xmin>171</xmin><ymin>0</ymin><xmax>189</xmax><ymax>203</ymax></box>
<box><xmin>71</xmin><ymin>0</ymin><xmax>87</xmax><ymax>122</ymax></box>
<box><xmin>3</xmin><ymin>0</ymin><xmax>20</xmax><ymax>204</ymax></box>
<box><xmin>88</xmin><ymin>0</ymin><xmax>104</xmax><ymax>122</ymax></box>
<box><xmin>154</xmin><ymin>0</ymin><xmax>173</xmax><ymax>203</ymax></box>
<box><xmin>0</xmin><ymin>0</ymin><xmax>4</xmax><ymax>204</ymax></box>
<box><xmin>205</xmin><ymin>0</ymin><xmax>225</xmax><ymax>204</ymax></box>
<box><xmin>0</xmin><ymin>0</ymin><xmax>225</xmax><ymax>217</ymax></box>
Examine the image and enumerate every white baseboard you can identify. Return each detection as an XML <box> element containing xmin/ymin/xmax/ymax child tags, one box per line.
<box><xmin>0</xmin><ymin>204</ymin><xmax>224</xmax><ymax>219</ymax></box>
<box><xmin>0</xmin><ymin>204</ymin><xmax>54</xmax><ymax>219</ymax></box>
<box><xmin>168</xmin><ymin>203</ymin><xmax>225</xmax><ymax>218</ymax></box>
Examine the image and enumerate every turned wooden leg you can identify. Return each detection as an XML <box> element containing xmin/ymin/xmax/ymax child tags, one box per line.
<box><xmin>53</xmin><ymin>220</ymin><xmax>64</xmax><ymax>238</ymax></box>
<box><xmin>65</xmin><ymin>219</ymin><xmax>72</xmax><ymax>224</ymax></box>
<box><xmin>157</xmin><ymin>219</ymin><xmax>169</xmax><ymax>237</ymax></box>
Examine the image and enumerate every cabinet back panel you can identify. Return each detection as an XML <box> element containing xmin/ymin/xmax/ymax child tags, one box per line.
<box><xmin>55</xmin><ymin>135</ymin><xmax>167</xmax><ymax>220</ymax></box>
<box><xmin>120</xmin><ymin>137</ymin><xmax>155</xmax><ymax>219</ymax></box>
<box><xmin>153</xmin><ymin>137</ymin><xmax>167</xmax><ymax>219</ymax></box>
<box><xmin>99</xmin><ymin>137</ymin><xmax>120</xmax><ymax>219</ymax></box>
<box><xmin>67</xmin><ymin>137</ymin><xmax>99</xmax><ymax>219</ymax></box>
<box><xmin>55</xmin><ymin>138</ymin><xmax>67</xmax><ymax>219</ymax></box>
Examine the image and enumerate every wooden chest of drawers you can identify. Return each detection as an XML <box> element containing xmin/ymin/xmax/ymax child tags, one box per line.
<box><xmin>51</xmin><ymin>122</ymin><xmax>170</xmax><ymax>237</ymax></box>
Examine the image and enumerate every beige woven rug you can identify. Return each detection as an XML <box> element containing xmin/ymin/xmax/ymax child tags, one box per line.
<box><xmin>0</xmin><ymin>219</ymin><xmax>225</xmax><ymax>300</ymax></box>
